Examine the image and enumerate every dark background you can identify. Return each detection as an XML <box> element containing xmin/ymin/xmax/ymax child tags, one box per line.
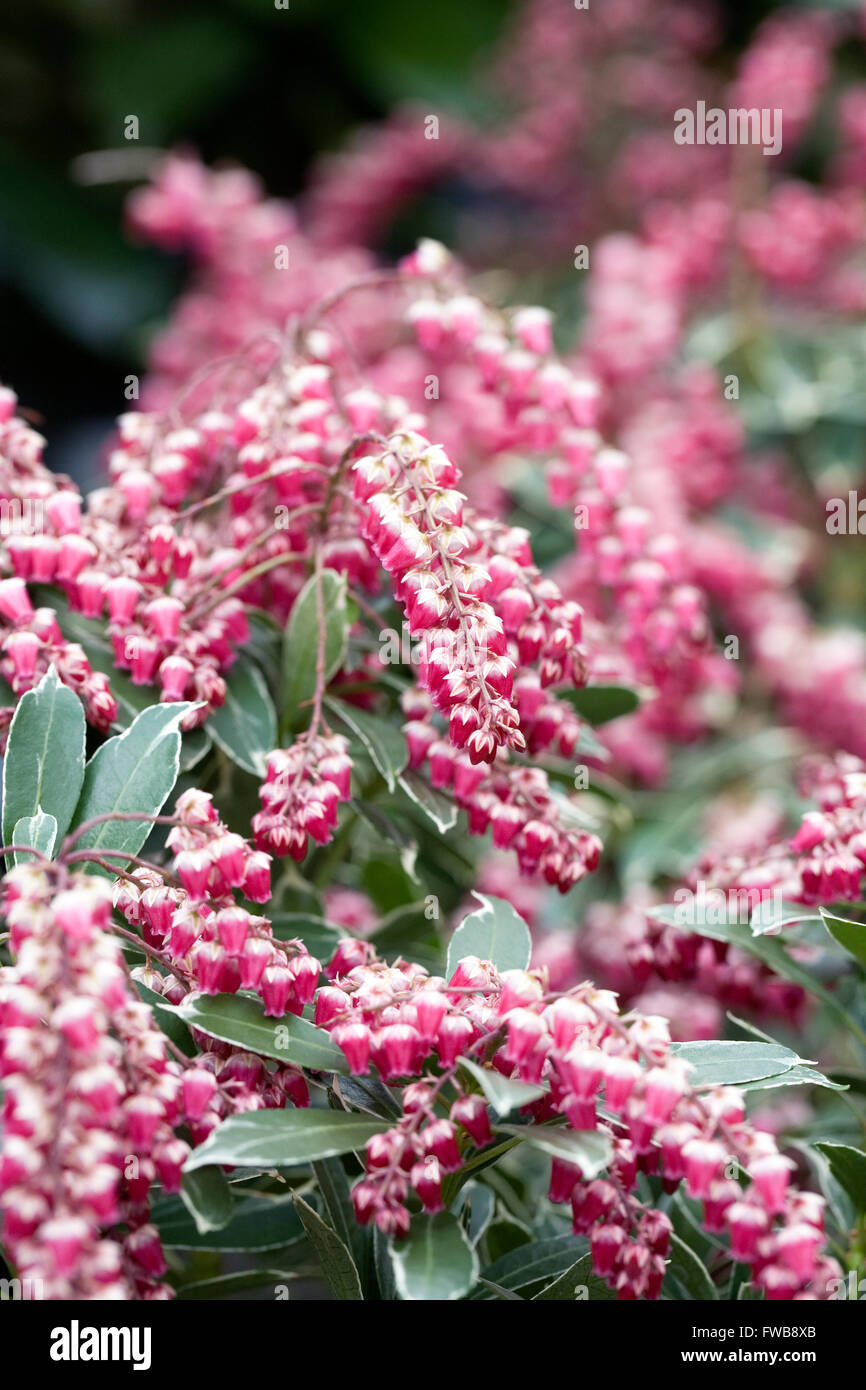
<box><xmin>0</xmin><ymin>0</ymin><xmax>787</xmax><ymax>476</ymax></box>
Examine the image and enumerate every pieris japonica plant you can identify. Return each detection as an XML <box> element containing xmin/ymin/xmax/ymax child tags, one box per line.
<box><xmin>3</xmin><ymin>0</ymin><xmax>866</xmax><ymax>1305</ymax></box>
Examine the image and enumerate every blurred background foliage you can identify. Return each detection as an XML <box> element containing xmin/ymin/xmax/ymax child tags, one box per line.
<box><xmin>1</xmin><ymin>0</ymin><xmax>509</xmax><ymax>461</ymax></box>
<box><xmin>0</xmin><ymin>0</ymin><xmax>848</xmax><ymax>475</ymax></box>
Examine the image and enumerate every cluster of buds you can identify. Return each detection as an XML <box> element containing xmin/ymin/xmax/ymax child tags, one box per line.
<box><xmin>400</xmin><ymin>265</ymin><xmax>601</xmax><ymax>441</ymax></box>
<box><xmin>403</xmin><ymin>688</ymin><xmax>600</xmax><ymax>892</ymax></box>
<box><xmin>551</xmin><ymin>443</ymin><xmax>732</xmax><ymax>752</ymax></box>
<box><xmin>0</xmin><ymin>389</ymin><xmax>243</xmax><ymax>722</ymax></box>
<box><xmin>112</xmin><ymin>789</ymin><xmax>321</xmax><ymax>1021</ymax></box>
<box><xmin>114</xmin><ymin>85</ymin><xmax>866</xmax><ymax>797</ymax></box>
<box><xmin>313</xmin><ymin>949</ymin><xmax>500</xmax><ymax>1234</ymax></box>
<box><xmin>165</xmin><ymin>788</ymin><xmax>272</xmax><ymax>902</ymax></box>
<box><xmin>109</xmin><ymin>411</ymin><xmax>216</xmax><ymax>512</ymax></box>
<box><xmin>116</xmin><ymin>168</ymin><xmax>792</xmax><ymax>805</ymax></box>
<box><xmin>577</xmin><ymin>895</ymin><xmax>807</xmax><ymax>1029</ymax></box>
<box><xmin>693</xmin><ymin>754</ymin><xmax>866</xmax><ymax>910</ymax></box>
<box><xmin>0</xmin><ymin>578</ymin><xmax>117</xmax><ymax>734</ymax></box>
<box><xmin>0</xmin><ymin>866</ymin><xmax>177</xmax><ymax>1298</ymax></box>
<box><xmin>354</xmin><ymin>432</ymin><xmax>524</xmax><ymax>764</ymax></box>
<box><xmin>389</xmin><ymin>249</ymin><xmax>739</xmax><ymax>772</ymax></box>
<box><xmin>0</xmin><ymin>397</ymin><xmax>117</xmax><ymax>731</ymax></box>
<box><xmin>469</xmin><ymin>515</ymin><xmax>587</xmax><ymax>697</ymax></box>
<box><xmin>312</xmin><ymin>942</ymin><xmax>839</xmax><ymax>1299</ymax></box>
<box><xmin>252</xmin><ymin>733</ymin><xmax>352</xmax><ymax>860</ymax></box>
<box><xmin>308</xmin><ymin>114</ymin><xmax>468</xmax><ymax>253</ymax></box>
<box><xmin>300</xmin><ymin>0</ymin><xmax>753</xmax><ymax>277</ymax></box>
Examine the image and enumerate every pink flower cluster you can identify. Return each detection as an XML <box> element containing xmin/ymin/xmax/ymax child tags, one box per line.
<box><xmin>404</xmin><ymin>687</ymin><xmax>600</xmax><ymax>893</ymax></box>
<box><xmin>355</xmin><ymin>432</ymin><xmax>524</xmax><ymax>764</ymax></box>
<box><xmin>253</xmin><ymin>734</ymin><xmax>352</xmax><ymax>859</ymax></box>
<box><xmin>114</xmin><ymin>789</ymin><xmax>321</xmax><ymax>1022</ymax></box>
<box><xmin>0</xmin><ymin>388</ymin><xmax>246</xmax><ymax>725</ymax></box>
<box><xmin>313</xmin><ymin>944</ymin><xmax>840</xmax><ymax>1300</ymax></box>
<box><xmin>0</xmin><ymin>399</ymin><xmax>117</xmax><ymax>734</ymax></box>
<box><xmin>578</xmin><ymin>894</ymin><xmax>807</xmax><ymax>1029</ymax></box>
<box><xmin>0</xmin><ymin>868</ymin><xmax>175</xmax><ymax>1298</ymax></box>
<box><xmin>695</xmin><ymin>753</ymin><xmax>866</xmax><ymax>909</ymax></box>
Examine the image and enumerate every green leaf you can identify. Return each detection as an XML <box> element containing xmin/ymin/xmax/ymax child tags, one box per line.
<box><xmin>575</xmin><ymin>724</ymin><xmax>611</xmax><ymax>760</ymax></box>
<box><xmin>473</xmin><ymin>1235</ymin><xmax>589</xmax><ymax>1296</ymax></box>
<box><xmin>670</xmin><ymin>1189</ymin><xmax>717</xmax><ymax>1264</ymax></box>
<box><xmin>725</xmin><ymin>1012</ymin><xmax>776</xmax><ymax>1044</ymax></box>
<box><xmin>495</xmin><ymin>1125</ymin><xmax>612</xmax><ymax>1178</ymax></box>
<box><xmin>648</xmin><ymin>906</ymin><xmax>866</xmax><ymax>1046</ymax></box>
<box><xmin>476</xmin><ymin>1278</ymin><xmax>525</xmax><ymax>1301</ymax></box>
<box><xmin>176</xmin><ymin>993</ymin><xmax>346</xmax><ymax>1072</ymax></box>
<box><xmin>208</xmin><ymin>661</ymin><xmax>276</xmax><ymax>777</ymax></box>
<box><xmin>325</xmin><ymin>697</ymin><xmax>408</xmax><ymax>792</ymax></box>
<box><xmin>70</xmin><ymin>702</ymin><xmax>196</xmax><ymax>869</ymax></box>
<box><xmin>820</xmin><ymin>907</ymin><xmax>866</xmax><ymax>970</ymax></box>
<box><xmin>366</xmin><ymin>900</ymin><xmax>441</xmax><ymax>971</ymax></box>
<box><xmin>736</xmin><ymin>1282</ymin><xmax>764</xmax><ymax>1301</ymax></box>
<box><xmin>360</xmin><ymin>852</ymin><xmax>422</xmax><ymax>917</ymax></box>
<box><xmin>532</xmin><ymin>1252</ymin><xmax>616</xmax><ymax>1301</ymax></box>
<box><xmin>620</xmin><ymin>807</ymin><xmax>704</xmax><ymax>889</ymax></box>
<box><xmin>749</xmin><ymin>899</ymin><xmax>821</xmax><ymax>935</ymax></box>
<box><xmin>184</xmin><ymin>1108</ymin><xmax>390</xmax><ymax>1171</ymax></box>
<box><xmin>293</xmin><ymin>1193</ymin><xmax>363</xmax><ymax>1300</ymax></box>
<box><xmin>722</xmin><ymin>1015</ymin><xmax>846</xmax><ymax>1091</ymax></box>
<box><xmin>652</xmin><ymin>894</ymin><xmax>819</xmax><ymax>938</ymax></box>
<box><xmin>311</xmin><ymin>1157</ymin><xmax>357</xmax><ymax>1259</ymax></box>
<box><xmin>245</xmin><ymin>609</ymin><xmax>283</xmax><ymax>685</ymax></box>
<box><xmin>179</xmin><ymin>1165</ymin><xmax>234</xmax><ymax>1235</ymax></box>
<box><xmin>664</xmin><ymin>1233</ymin><xmax>718</xmax><ymax>1300</ymax></box>
<box><xmin>2</xmin><ymin>666</ymin><xmax>85</xmax><ymax>848</ymax></box>
<box><xmin>176</xmin><ymin>1269</ymin><xmax>295</xmax><ymax>1300</ymax></box>
<box><xmin>12</xmin><ymin>811</ymin><xmax>58</xmax><ymax>865</ymax></box>
<box><xmin>670</xmin><ymin>1040</ymin><xmax>807</xmax><ymax>1088</ymax></box>
<box><xmin>482</xmin><ymin>1216</ymin><xmax>533</xmax><ymax>1264</ymax></box>
<box><xmin>446</xmin><ymin>893</ymin><xmax>532</xmax><ymax>979</ymax></box>
<box><xmin>179</xmin><ymin>727</ymin><xmax>212</xmax><ymax>773</ymax></box>
<box><xmin>560</xmin><ymin>684</ymin><xmax>641</xmax><ymax>725</ymax></box>
<box><xmin>331</xmin><ymin>1074</ymin><xmax>402</xmax><ymax>1120</ymax></box>
<box><xmin>398</xmin><ymin>770</ymin><xmax>458</xmax><ymax>833</ymax></box>
<box><xmin>153</xmin><ymin>1191</ymin><xmax>303</xmax><ymax>1251</ymax></box>
<box><xmin>374</xmin><ymin>1226</ymin><xmax>397</xmax><ymax>1300</ymax></box>
<box><xmin>390</xmin><ymin>1212</ymin><xmax>479</xmax><ymax>1301</ymax></box>
<box><xmin>814</xmin><ymin>1142</ymin><xmax>866</xmax><ymax>1212</ymax></box>
<box><xmin>355</xmin><ymin>801</ymin><xmax>418</xmax><ymax>861</ymax></box>
<box><xmin>459</xmin><ymin>1181</ymin><xmax>496</xmax><ymax>1248</ymax></box>
<box><xmin>742</xmin><ymin>1064</ymin><xmax>845</xmax><ymax>1093</ymax></box>
<box><xmin>460</xmin><ymin>1057</ymin><xmax>546</xmax><ymax>1117</ymax></box>
<box><xmin>283</xmin><ymin>569</ymin><xmax>348</xmax><ymax>732</ymax></box>
<box><xmin>790</xmin><ymin>1141</ymin><xmax>855</xmax><ymax>1235</ymax></box>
